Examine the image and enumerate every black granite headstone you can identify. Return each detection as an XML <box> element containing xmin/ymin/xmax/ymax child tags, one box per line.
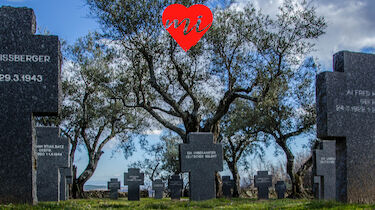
<box><xmin>254</xmin><ymin>171</ymin><xmax>272</xmax><ymax>199</ymax></box>
<box><xmin>222</xmin><ymin>176</ymin><xmax>235</xmax><ymax>198</ymax></box>
<box><xmin>152</xmin><ymin>179</ymin><xmax>165</xmax><ymax>199</ymax></box>
<box><xmin>124</xmin><ymin>168</ymin><xmax>144</xmax><ymax>201</ymax></box>
<box><xmin>0</xmin><ymin>6</ymin><xmax>61</xmax><ymax>204</ymax></box>
<box><xmin>59</xmin><ymin>166</ymin><xmax>72</xmax><ymax>201</ymax></box>
<box><xmin>275</xmin><ymin>181</ymin><xmax>286</xmax><ymax>199</ymax></box>
<box><xmin>36</xmin><ymin>127</ymin><xmax>69</xmax><ymax>202</ymax></box>
<box><xmin>179</xmin><ymin>132</ymin><xmax>223</xmax><ymax>201</ymax></box>
<box><xmin>313</xmin><ymin>140</ymin><xmax>336</xmax><ymax>200</ymax></box>
<box><xmin>316</xmin><ymin>51</ymin><xmax>375</xmax><ymax>203</ymax></box>
<box><xmin>108</xmin><ymin>178</ymin><xmax>121</xmax><ymax>200</ymax></box>
<box><xmin>168</xmin><ymin>174</ymin><xmax>183</xmax><ymax>200</ymax></box>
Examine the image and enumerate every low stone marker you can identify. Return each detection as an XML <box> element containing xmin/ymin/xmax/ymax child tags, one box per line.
<box><xmin>0</xmin><ymin>6</ymin><xmax>61</xmax><ymax>204</ymax></box>
<box><xmin>36</xmin><ymin>127</ymin><xmax>69</xmax><ymax>202</ymax></box>
<box><xmin>168</xmin><ymin>174</ymin><xmax>183</xmax><ymax>200</ymax></box>
<box><xmin>275</xmin><ymin>181</ymin><xmax>286</xmax><ymax>199</ymax></box>
<box><xmin>180</xmin><ymin>132</ymin><xmax>223</xmax><ymax>201</ymax></box>
<box><xmin>108</xmin><ymin>178</ymin><xmax>121</xmax><ymax>200</ymax></box>
<box><xmin>222</xmin><ymin>176</ymin><xmax>235</xmax><ymax>198</ymax></box>
<box><xmin>254</xmin><ymin>171</ymin><xmax>272</xmax><ymax>199</ymax></box>
<box><xmin>313</xmin><ymin>140</ymin><xmax>336</xmax><ymax>200</ymax></box>
<box><xmin>124</xmin><ymin>168</ymin><xmax>144</xmax><ymax>201</ymax></box>
<box><xmin>152</xmin><ymin>179</ymin><xmax>165</xmax><ymax>199</ymax></box>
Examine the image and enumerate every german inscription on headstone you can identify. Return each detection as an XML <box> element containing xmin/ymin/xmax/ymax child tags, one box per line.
<box><xmin>124</xmin><ymin>168</ymin><xmax>144</xmax><ymax>201</ymax></box>
<box><xmin>222</xmin><ymin>176</ymin><xmax>235</xmax><ymax>198</ymax></box>
<box><xmin>36</xmin><ymin>127</ymin><xmax>69</xmax><ymax>202</ymax></box>
<box><xmin>59</xmin><ymin>166</ymin><xmax>73</xmax><ymax>201</ymax></box>
<box><xmin>254</xmin><ymin>171</ymin><xmax>272</xmax><ymax>199</ymax></box>
<box><xmin>0</xmin><ymin>6</ymin><xmax>61</xmax><ymax>204</ymax></box>
<box><xmin>316</xmin><ymin>51</ymin><xmax>375</xmax><ymax>203</ymax></box>
<box><xmin>275</xmin><ymin>181</ymin><xmax>286</xmax><ymax>199</ymax></box>
<box><xmin>313</xmin><ymin>140</ymin><xmax>336</xmax><ymax>200</ymax></box>
<box><xmin>108</xmin><ymin>178</ymin><xmax>121</xmax><ymax>200</ymax></box>
<box><xmin>180</xmin><ymin>133</ymin><xmax>223</xmax><ymax>201</ymax></box>
<box><xmin>168</xmin><ymin>174</ymin><xmax>183</xmax><ymax>200</ymax></box>
<box><xmin>152</xmin><ymin>179</ymin><xmax>165</xmax><ymax>199</ymax></box>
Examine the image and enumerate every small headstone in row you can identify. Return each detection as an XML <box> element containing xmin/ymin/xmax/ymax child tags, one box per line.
<box><xmin>108</xmin><ymin>178</ymin><xmax>121</xmax><ymax>200</ymax></box>
<box><xmin>59</xmin><ymin>166</ymin><xmax>73</xmax><ymax>201</ymax></box>
<box><xmin>254</xmin><ymin>171</ymin><xmax>272</xmax><ymax>199</ymax></box>
<box><xmin>152</xmin><ymin>179</ymin><xmax>165</xmax><ymax>199</ymax></box>
<box><xmin>124</xmin><ymin>168</ymin><xmax>144</xmax><ymax>201</ymax></box>
<box><xmin>168</xmin><ymin>174</ymin><xmax>183</xmax><ymax>200</ymax></box>
<box><xmin>275</xmin><ymin>181</ymin><xmax>286</xmax><ymax>199</ymax></box>
<box><xmin>222</xmin><ymin>176</ymin><xmax>235</xmax><ymax>198</ymax></box>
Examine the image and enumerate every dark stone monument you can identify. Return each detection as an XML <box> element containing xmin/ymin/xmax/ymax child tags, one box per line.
<box><xmin>222</xmin><ymin>176</ymin><xmax>235</xmax><ymax>198</ymax></box>
<box><xmin>168</xmin><ymin>174</ymin><xmax>183</xmax><ymax>200</ymax></box>
<box><xmin>124</xmin><ymin>168</ymin><xmax>144</xmax><ymax>201</ymax></box>
<box><xmin>313</xmin><ymin>140</ymin><xmax>336</xmax><ymax>200</ymax></box>
<box><xmin>59</xmin><ymin>166</ymin><xmax>73</xmax><ymax>201</ymax></box>
<box><xmin>316</xmin><ymin>51</ymin><xmax>375</xmax><ymax>203</ymax></box>
<box><xmin>152</xmin><ymin>179</ymin><xmax>165</xmax><ymax>199</ymax></box>
<box><xmin>275</xmin><ymin>181</ymin><xmax>286</xmax><ymax>199</ymax></box>
<box><xmin>254</xmin><ymin>171</ymin><xmax>272</xmax><ymax>199</ymax></box>
<box><xmin>0</xmin><ymin>6</ymin><xmax>61</xmax><ymax>204</ymax></box>
<box><xmin>36</xmin><ymin>127</ymin><xmax>69</xmax><ymax>202</ymax></box>
<box><xmin>180</xmin><ymin>132</ymin><xmax>223</xmax><ymax>201</ymax></box>
<box><xmin>108</xmin><ymin>178</ymin><xmax>121</xmax><ymax>200</ymax></box>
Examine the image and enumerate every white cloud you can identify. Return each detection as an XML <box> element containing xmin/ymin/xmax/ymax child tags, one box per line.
<box><xmin>143</xmin><ymin>129</ymin><xmax>163</xmax><ymax>135</ymax></box>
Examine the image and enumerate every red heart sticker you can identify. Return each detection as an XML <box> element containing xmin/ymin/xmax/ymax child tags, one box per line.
<box><xmin>162</xmin><ymin>4</ymin><xmax>213</xmax><ymax>52</ymax></box>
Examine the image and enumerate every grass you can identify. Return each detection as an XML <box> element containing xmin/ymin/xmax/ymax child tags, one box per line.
<box><xmin>1</xmin><ymin>198</ymin><xmax>375</xmax><ymax>209</ymax></box>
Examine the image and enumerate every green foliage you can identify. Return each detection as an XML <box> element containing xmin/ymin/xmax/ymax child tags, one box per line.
<box><xmin>1</xmin><ymin>198</ymin><xmax>375</xmax><ymax>209</ymax></box>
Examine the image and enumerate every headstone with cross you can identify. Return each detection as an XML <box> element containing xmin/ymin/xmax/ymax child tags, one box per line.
<box><xmin>59</xmin><ymin>166</ymin><xmax>73</xmax><ymax>201</ymax></box>
<box><xmin>275</xmin><ymin>181</ymin><xmax>286</xmax><ymax>199</ymax></box>
<box><xmin>222</xmin><ymin>176</ymin><xmax>235</xmax><ymax>198</ymax></box>
<box><xmin>124</xmin><ymin>168</ymin><xmax>144</xmax><ymax>201</ymax></box>
<box><xmin>0</xmin><ymin>6</ymin><xmax>61</xmax><ymax>204</ymax></box>
<box><xmin>152</xmin><ymin>179</ymin><xmax>165</xmax><ymax>199</ymax></box>
<box><xmin>168</xmin><ymin>174</ymin><xmax>183</xmax><ymax>200</ymax></box>
<box><xmin>107</xmin><ymin>178</ymin><xmax>121</xmax><ymax>200</ymax></box>
<box><xmin>316</xmin><ymin>51</ymin><xmax>375</xmax><ymax>203</ymax></box>
<box><xmin>36</xmin><ymin>127</ymin><xmax>69</xmax><ymax>202</ymax></box>
<box><xmin>254</xmin><ymin>171</ymin><xmax>272</xmax><ymax>199</ymax></box>
<box><xmin>179</xmin><ymin>132</ymin><xmax>223</xmax><ymax>201</ymax></box>
<box><xmin>312</xmin><ymin>140</ymin><xmax>336</xmax><ymax>200</ymax></box>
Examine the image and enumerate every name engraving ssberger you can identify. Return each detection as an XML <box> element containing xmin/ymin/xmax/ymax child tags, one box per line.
<box><xmin>185</xmin><ymin>151</ymin><xmax>217</xmax><ymax>159</ymax></box>
<box><xmin>320</xmin><ymin>157</ymin><xmax>335</xmax><ymax>164</ymax></box>
<box><xmin>37</xmin><ymin>144</ymin><xmax>64</xmax><ymax>157</ymax></box>
<box><xmin>128</xmin><ymin>176</ymin><xmax>142</xmax><ymax>182</ymax></box>
<box><xmin>0</xmin><ymin>54</ymin><xmax>50</xmax><ymax>63</ymax></box>
<box><xmin>256</xmin><ymin>177</ymin><xmax>271</xmax><ymax>183</ymax></box>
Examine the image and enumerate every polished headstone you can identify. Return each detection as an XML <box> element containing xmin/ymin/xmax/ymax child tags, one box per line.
<box><xmin>180</xmin><ymin>132</ymin><xmax>223</xmax><ymax>201</ymax></box>
<box><xmin>222</xmin><ymin>176</ymin><xmax>235</xmax><ymax>198</ymax></box>
<box><xmin>316</xmin><ymin>51</ymin><xmax>375</xmax><ymax>203</ymax></box>
<box><xmin>168</xmin><ymin>174</ymin><xmax>183</xmax><ymax>200</ymax></box>
<box><xmin>108</xmin><ymin>178</ymin><xmax>121</xmax><ymax>200</ymax></box>
<box><xmin>59</xmin><ymin>166</ymin><xmax>72</xmax><ymax>201</ymax></box>
<box><xmin>313</xmin><ymin>140</ymin><xmax>336</xmax><ymax>200</ymax></box>
<box><xmin>254</xmin><ymin>171</ymin><xmax>272</xmax><ymax>199</ymax></box>
<box><xmin>0</xmin><ymin>6</ymin><xmax>61</xmax><ymax>204</ymax></box>
<box><xmin>275</xmin><ymin>181</ymin><xmax>286</xmax><ymax>199</ymax></box>
<box><xmin>152</xmin><ymin>179</ymin><xmax>165</xmax><ymax>199</ymax></box>
<box><xmin>124</xmin><ymin>168</ymin><xmax>144</xmax><ymax>201</ymax></box>
<box><xmin>36</xmin><ymin>127</ymin><xmax>69</xmax><ymax>202</ymax></box>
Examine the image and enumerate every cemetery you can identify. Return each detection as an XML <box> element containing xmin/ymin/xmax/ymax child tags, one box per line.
<box><xmin>1</xmin><ymin>1</ymin><xmax>375</xmax><ymax>209</ymax></box>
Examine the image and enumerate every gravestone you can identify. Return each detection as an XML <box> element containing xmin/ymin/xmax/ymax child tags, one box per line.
<box><xmin>108</xmin><ymin>178</ymin><xmax>121</xmax><ymax>200</ymax></box>
<box><xmin>222</xmin><ymin>176</ymin><xmax>235</xmax><ymax>198</ymax></box>
<box><xmin>36</xmin><ymin>127</ymin><xmax>69</xmax><ymax>202</ymax></box>
<box><xmin>316</xmin><ymin>51</ymin><xmax>375</xmax><ymax>203</ymax></box>
<box><xmin>179</xmin><ymin>132</ymin><xmax>223</xmax><ymax>201</ymax></box>
<box><xmin>59</xmin><ymin>166</ymin><xmax>73</xmax><ymax>201</ymax></box>
<box><xmin>275</xmin><ymin>181</ymin><xmax>286</xmax><ymax>199</ymax></box>
<box><xmin>152</xmin><ymin>179</ymin><xmax>165</xmax><ymax>199</ymax></box>
<box><xmin>0</xmin><ymin>6</ymin><xmax>61</xmax><ymax>204</ymax></box>
<box><xmin>124</xmin><ymin>168</ymin><xmax>144</xmax><ymax>201</ymax></box>
<box><xmin>313</xmin><ymin>140</ymin><xmax>336</xmax><ymax>200</ymax></box>
<box><xmin>168</xmin><ymin>174</ymin><xmax>183</xmax><ymax>200</ymax></box>
<box><xmin>254</xmin><ymin>171</ymin><xmax>272</xmax><ymax>199</ymax></box>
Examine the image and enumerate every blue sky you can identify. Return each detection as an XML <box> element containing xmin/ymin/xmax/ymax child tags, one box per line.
<box><xmin>3</xmin><ymin>0</ymin><xmax>375</xmax><ymax>186</ymax></box>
